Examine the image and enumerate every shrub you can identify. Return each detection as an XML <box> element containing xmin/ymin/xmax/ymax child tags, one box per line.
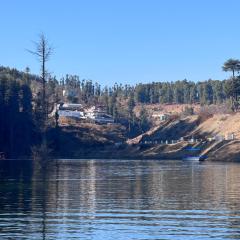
<box><xmin>182</xmin><ymin>106</ymin><xmax>194</xmax><ymax>116</ymax></box>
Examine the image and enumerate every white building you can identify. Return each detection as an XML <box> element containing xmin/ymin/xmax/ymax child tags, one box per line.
<box><xmin>57</xmin><ymin>103</ymin><xmax>85</xmax><ymax>119</ymax></box>
<box><xmin>152</xmin><ymin>113</ymin><xmax>169</xmax><ymax>121</ymax></box>
<box><xmin>59</xmin><ymin>103</ymin><xmax>83</xmax><ymax>111</ymax></box>
<box><xmin>56</xmin><ymin>104</ymin><xmax>114</xmax><ymax>124</ymax></box>
<box><xmin>85</xmin><ymin>106</ymin><xmax>114</xmax><ymax>124</ymax></box>
<box><xmin>58</xmin><ymin>110</ymin><xmax>85</xmax><ymax>119</ymax></box>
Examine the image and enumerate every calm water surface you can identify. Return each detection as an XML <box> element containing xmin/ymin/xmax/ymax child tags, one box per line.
<box><xmin>0</xmin><ymin>159</ymin><xmax>240</xmax><ymax>239</ymax></box>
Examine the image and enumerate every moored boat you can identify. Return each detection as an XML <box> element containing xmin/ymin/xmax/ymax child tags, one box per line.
<box><xmin>183</xmin><ymin>155</ymin><xmax>206</xmax><ymax>161</ymax></box>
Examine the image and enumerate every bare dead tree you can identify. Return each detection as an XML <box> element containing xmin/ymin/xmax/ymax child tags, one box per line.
<box><xmin>28</xmin><ymin>33</ymin><xmax>53</xmax><ymax>124</ymax></box>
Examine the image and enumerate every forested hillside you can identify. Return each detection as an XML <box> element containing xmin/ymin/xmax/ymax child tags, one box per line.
<box><xmin>0</xmin><ymin>62</ymin><xmax>238</xmax><ymax>158</ymax></box>
<box><xmin>0</xmin><ymin>68</ymin><xmax>39</xmax><ymax>157</ymax></box>
<box><xmin>58</xmin><ymin>75</ymin><xmax>228</xmax><ymax>105</ymax></box>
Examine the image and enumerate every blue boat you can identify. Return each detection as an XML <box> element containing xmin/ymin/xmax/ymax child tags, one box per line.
<box><xmin>183</xmin><ymin>155</ymin><xmax>206</xmax><ymax>161</ymax></box>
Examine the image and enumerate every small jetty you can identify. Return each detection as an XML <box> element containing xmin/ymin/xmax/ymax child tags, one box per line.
<box><xmin>183</xmin><ymin>156</ymin><xmax>206</xmax><ymax>161</ymax></box>
<box><xmin>183</xmin><ymin>146</ymin><xmax>206</xmax><ymax>161</ymax></box>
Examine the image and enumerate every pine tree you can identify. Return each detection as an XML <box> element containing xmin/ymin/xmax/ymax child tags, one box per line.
<box><xmin>138</xmin><ymin>105</ymin><xmax>149</xmax><ymax>133</ymax></box>
<box><xmin>127</xmin><ymin>93</ymin><xmax>135</xmax><ymax>132</ymax></box>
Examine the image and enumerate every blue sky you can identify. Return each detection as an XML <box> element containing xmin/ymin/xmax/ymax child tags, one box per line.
<box><xmin>1</xmin><ymin>0</ymin><xmax>239</xmax><ymax>85</ymax></box>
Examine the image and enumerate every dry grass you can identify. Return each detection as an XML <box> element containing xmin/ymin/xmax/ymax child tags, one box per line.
<box><xmin>59</xmin><ymin>117</ymin><xmax>127</xmax><ymax>144</ymax></box>
<box><xmin>134</xmin><ymin>103</ymin><xmax>201</xmax><ymax>116</ymax></box>
<box><xmin>207</xmin><ymin>140</ymin><xmax>240</xmax><ymax>161</ymax></box>
<box><xmin>193</xmin><ymin>113</ymin><xmax>240</xmax><ymax>139</ymax></box>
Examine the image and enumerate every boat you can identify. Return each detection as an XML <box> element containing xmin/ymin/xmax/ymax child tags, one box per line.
<box><xmin>183</xmin><ymin>155</ymin><xmax>206</xmax><ymax>161</ymax></box>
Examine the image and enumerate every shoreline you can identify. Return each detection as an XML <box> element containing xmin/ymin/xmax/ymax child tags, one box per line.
<box><xmin>2</xmin><ymin>157</ymin><xmax>240</xmax><ymax>162</ymax></box>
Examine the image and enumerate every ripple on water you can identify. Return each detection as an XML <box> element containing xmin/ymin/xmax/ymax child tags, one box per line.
<box><xmin>0</xmin><ymin>160</ymin><xmax>240</xmax><ymax>239</ymax></box>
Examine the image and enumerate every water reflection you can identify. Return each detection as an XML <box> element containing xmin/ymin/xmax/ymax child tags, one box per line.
<box><xmin>0</xmin><ymin>160</ymin><xmax>240</xmax><ymax>239</ymax></box>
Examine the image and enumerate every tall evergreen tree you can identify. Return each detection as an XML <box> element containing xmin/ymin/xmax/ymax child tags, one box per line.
<box><xmin>222</xmin><ymin>59</ymin><xmax>240</xmax><ymax>78</ymax></box>
<box><xmin>127</xmin><ymin>93</ymin><xmax>135</xmax><ymax>132</ymax></box>
<box><xmin>138</xmin><ymin>105</ymin><xmax>149</xmax><ymax>133</ymax></box>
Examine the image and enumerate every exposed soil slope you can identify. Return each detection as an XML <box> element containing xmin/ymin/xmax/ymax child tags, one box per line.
<box><xmin>54</xmin><ymin>112</ymin><xmax>240</xmax><ymax>161</ymax></box>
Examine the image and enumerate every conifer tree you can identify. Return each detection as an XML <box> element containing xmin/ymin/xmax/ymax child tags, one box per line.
<box><xmin>28</xmin><ymin>33</ymin><xmax>53</xmax><ymax>127</ymax></box>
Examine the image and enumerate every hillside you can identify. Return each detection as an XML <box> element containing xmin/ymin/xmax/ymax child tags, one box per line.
<box><xmin>49</xmin><ymin>122</ymin><xmax>127</xmax><ymax>158</ymax></box>
<box><xmin>52</xmin><ymin>110</ymin><xmax>240</xmax><ymax>161</ymax></box>
<box><xmin>0</xmin><ymin>65</ymin><xmax>238</xmax><ymax>161</ymax></box>
<box><xmin>125</xmin><ymin>112</ymin><xmax>240</xmax><ymax>161</ymax></box>
<box><xmin>192</xmin><ymin>113</ymin><xmax>240</xmax><ymax>139</ymax></box>
<box><xmin>137</xmin><ymin>112</ymin><xmax>240</xmax><ymax>142</ymax></box>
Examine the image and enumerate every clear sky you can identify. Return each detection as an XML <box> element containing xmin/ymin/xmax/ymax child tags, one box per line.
<box><xmin>1</xmin><ymin>0</ymin><xmax>239</xmax><ymax>85</ymax></box>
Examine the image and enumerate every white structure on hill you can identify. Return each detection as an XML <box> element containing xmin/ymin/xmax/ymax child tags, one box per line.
<box><xmin>58</xmin><ymin>103</ymin><xmax>86</xmax><ymax>119</ymax></box>
<box><xmin>58</xmin><ymin>110</ymin><xmax>85</xmax><ymax>119</ymax></box>
<box><xmin>55</xmin><ymin>103</ymin><xmax>114</xmax><ymax>124</ymax></box>
<box><xmin>152</xmin><ymin>113</ymin><xmax>169</xmax><ymax>121</ymax></box>
<box><xmin>85</xmin><ymin>106</ymin><xmax>114</xmax><ymax>124</ymax></box>
<box><xmin>59</xmin><ymin>103</ymin><xmax>83</xmax><ymax>111</ymax></box>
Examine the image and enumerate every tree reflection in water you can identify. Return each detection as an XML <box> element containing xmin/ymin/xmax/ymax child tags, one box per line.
<box><xmin>0</xmin><ymin>160</ymin><xmax>240</xmax><ymax>239</ymax></box>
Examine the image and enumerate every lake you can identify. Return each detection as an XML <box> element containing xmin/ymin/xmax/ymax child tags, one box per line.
<box><xmin>0</xmin><ymin>159</ymin><xmax>240</xmax><ymax>239</ymax></box>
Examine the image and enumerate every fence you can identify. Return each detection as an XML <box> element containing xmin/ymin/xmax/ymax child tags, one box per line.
<box><xmin>138</xmin><ymin>133</ymin><xmax>236</xmax><ymax>146</ymax></box>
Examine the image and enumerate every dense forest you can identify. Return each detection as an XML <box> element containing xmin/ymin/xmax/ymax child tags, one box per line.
<box><xmin>60</xmin><ymin>75</ymin><xmax>227</xmax><ymax>105</ymax></box>
<box><xmin>0</xmin><ymin>68</ymin><xmax>39</xmax><ymax>158</ymax></box>
<box><xmin>0</xmin><ymin>57</ymin><xmax>240</xmax><ymax>158</ymax></box>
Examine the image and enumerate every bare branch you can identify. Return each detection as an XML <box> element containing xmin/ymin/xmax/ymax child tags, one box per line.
<box><xmin>26</xmin><ymin>49</ymin><xmax>42</xmax><ymax>58</ymax></box>
<box><xmin>27</xmin><ymin>33</ymin><xmax>54</xmax><ymax>123</ymax></box>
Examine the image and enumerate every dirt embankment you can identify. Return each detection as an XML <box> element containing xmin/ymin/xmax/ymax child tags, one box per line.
<box><xmin>51</xmin><ymin>122</ymin><xmax>127</xmax><ymax>158</ymax></box>
<box><xmin>123</xmin><ymin>113</ymin><xmax>240</xmax><ymax>161</ymax></box>
<box><xmin>192</xmin><ymin>113</ymin><xmax>240</xmax><ymax>139</ymax></box>
<box><xmin>132</xmin><ymin>113</ymin><xmax>240</xmax><ymax>161</ymax></box>
<box><xmin>193</xmin><ymin>113</ymin><xmax>240</xmax><ymax>161</ymax></box>
<box><xmin>55</xmin><ymin>113</ymin><xmax>240</xmax><ymax>161</ymax></box>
